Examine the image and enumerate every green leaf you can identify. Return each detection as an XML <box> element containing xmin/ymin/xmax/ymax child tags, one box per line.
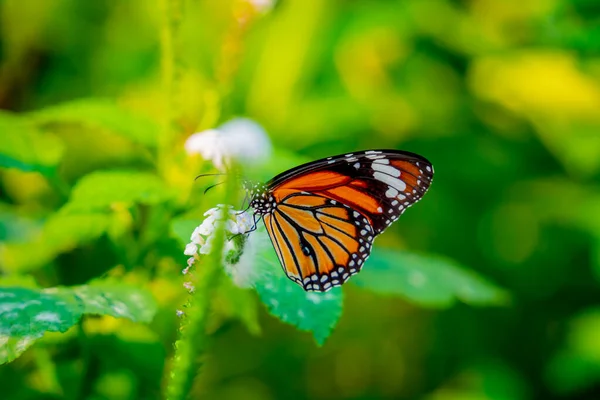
<box><xmin>0</xmin><ymin>287</ymin><xmax>82</xmax><ymax>337</ymax></box>
<box><xmin>252</xmin><ymin>230</ymin><xmax>343</xmax><ymax>345</ymax></box>
<box><xmin>0</xmin><ymin>283</ymin><xmax>156</xmax><ymax>365</ymax></box>
<box><xmin>67</xmin><ymin>283</ymin><xmax>157</xmax><ymax>323</ymax></box>
<box><xmin>64</xmin><ymin>170</ymin><xmax>174</xmax><ymax>212</ymax></box>
<box><xmin>27</xmin><ymin>98</ymin><xmax>160</xmax><ymax>148</ymax></box>
<box><xmin>352</xmin><ymin>249</ymin><xmax>510</xmax><ymax>308</ymax></box>
<box><xmin>0</xmin><ymin>212</ymin><xmax>111</xmax><ymax>272</ymax></box>
<box><xmin>0</xmin><ymin>204</ymin><xmax>43</xmax><ymax>242</ymax></box>
<box><xmin>0</xmin><ymin>334</ymin><xmax>42</xmax><ymax>365</ymax></box>
<box><xmin>0</xmin><ymin>111</ymin><xmax>63</xmax><ymax>174</ymax></box>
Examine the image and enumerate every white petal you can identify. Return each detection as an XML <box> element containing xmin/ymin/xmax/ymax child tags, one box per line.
<box><xmin>203</xmin><ymin>207</ymin><xmax>219</xmax><ymax>217</ymax></box>
<box><xmin>184</xmin><ymin>243</ymin><xmax>198</xmax><ymax>256</ymax></box>
<box><xmin>198</xmin><ymin>216</ymin><xmax>215</xmax><ymax>235</ymax></box>
<box><xmin>247</xmin><ymin>0</ymin><xmax>275</xmax><ymax>13</ymax></box>
<box><xmin>226</xmin><ymin>219</ymin><xmax>239</xmax><ymax>234</ymax></box>
<box><xmin>190</xmin><ymin>227</ymin><xmax>205</xmax><ymax>244</ymax></box>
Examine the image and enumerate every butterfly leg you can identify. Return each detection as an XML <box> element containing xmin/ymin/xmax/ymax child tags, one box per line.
<box><xmin>230</xmin><ymin>213</ymin><xmax>261</xmax><ymax>240</ymax></box>
<box><xmin>246</xmin><ymin>213</ymin><xmax>261</xmax><ymax>233</ymax></box>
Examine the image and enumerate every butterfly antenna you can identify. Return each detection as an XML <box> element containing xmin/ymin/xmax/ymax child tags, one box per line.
<box><xmin>203</xmin><ymin>181</ymin><xmax>225</xmax><ymax>194</ymax></box>
<box><xmin>195</xmin><ymin>173</ymin><xmax>226</xmax><ymax>181</ymax></box>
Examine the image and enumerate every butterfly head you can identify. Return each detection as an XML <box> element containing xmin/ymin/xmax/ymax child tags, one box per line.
<box><xmin>243</xmin><ymin>180</ymin><xmax>274</xmax><ymax>215</ymax></box>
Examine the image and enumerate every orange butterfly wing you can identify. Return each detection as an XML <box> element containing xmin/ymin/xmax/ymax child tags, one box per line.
<box><xmin>263</xmin><ymin>193</ymin><xmax>374</xmax><ymax>291</ymax></box>
<box><xmin>270</xmin><ymin>150</ymin><xmax>433</xmax><ymax>234</ymax></box>
<box><xmin>253</xmin><ymin>150</ymin><xmax>434</xmax><ymax>292</ymax></box>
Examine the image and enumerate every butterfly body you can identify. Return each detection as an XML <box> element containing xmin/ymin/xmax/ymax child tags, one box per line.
<box><xmin>246</xmin><ymin>150</ymin><xmax>433</xmax><ymax>292</ymax></box>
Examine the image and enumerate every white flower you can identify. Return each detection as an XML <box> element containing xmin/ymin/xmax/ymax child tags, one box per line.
<box><xmin>183</xmin><ymin>281</ymin><xmax>195</xmax><ymax>293</ymax></box>
<box><xmin>182</xmin><ymin>204</ymin><xmax>265</xmax><ymax>289</ymax></box>
<box><xmin>190</xmin><ymin>227</ymin><xmax>204</xmax><ymax>245</ymax></box>
<box><xmin>247</xmin><ymin>0</ymin><xmax>275</xmax><ymax>13</ymax></box>
<box><xmin>236</xmin><ymin>212</ymin><xmax>254</xmax><ymax>233</ymax></box>
<box><xmin>199</xmin><ymin>236</ymin><xmax>214</xmax><ymax>255</ymax></box>
<box><xmin>184</xmin><ymin>118</ymin><xmax>272</xmax><ymax>171</ymax></box>
<box><xmin>223</xmin><ymin>228</ymin><xmax>270</xmax><ymax>288</ymax></box>
<box><xmin>184</xmin><ymin>243</ymin><xmax>198</xmax><ymax>256</ymax></box>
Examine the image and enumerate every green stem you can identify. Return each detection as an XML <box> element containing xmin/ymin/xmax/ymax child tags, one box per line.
<box><xmin>165</xmin><ymin>224</ymin><xmax>224</xmax><ymax>400</ymax></box>
<box><xmin>165</xmin><ymin>176</ymin><xmax>238</xmax><ymax>399</ymax></box>
<box><xmin>159</xmin><ymin>0</ymin><xmax>184</xmax><ymax>176</ymax></box>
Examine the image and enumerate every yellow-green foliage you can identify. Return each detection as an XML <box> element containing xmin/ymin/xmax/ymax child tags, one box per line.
<box><xmin>1</xmin><ymin>0</ymin><xmax>600</xmax><ymax>399</ymax></box>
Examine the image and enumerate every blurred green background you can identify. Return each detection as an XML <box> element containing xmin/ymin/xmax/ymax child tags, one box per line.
<box><xmin>2</xmin><ymin>0</ymin><xmax>600</xmax><ymax>399</ymax></box>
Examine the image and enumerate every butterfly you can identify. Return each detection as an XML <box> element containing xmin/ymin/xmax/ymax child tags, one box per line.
<box><xmin>244</xmin><ymin>150</ymin><xmax>434</xmax><ymax>292</ymax></box>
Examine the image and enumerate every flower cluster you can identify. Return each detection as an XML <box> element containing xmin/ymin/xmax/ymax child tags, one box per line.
<box><xmin>183</xmin><ymin>205</ymin><xmax>258</xmax><ymax>293</ymax></box>
<box><xmin>184</xmin><ymin>118</ymin><xmax>272</xmax><ymax>171</ymax></box>
<box><xmin>180</xmin><ymin>117</ymin><xmax>272</xmax><ymax>313</ymax></box>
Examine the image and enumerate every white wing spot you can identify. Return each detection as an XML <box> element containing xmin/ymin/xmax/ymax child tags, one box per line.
<box><xmin>353</xmin><ymin>162</ymin><xmax>360</xmax><ymax>169</ymax></box>
<box><xmin>373</xmin><ymin>158</ymin><xmax>390</xmax><ymax>165</ymax></box>
<box><xmin>372</xmin><ymin>163</ymin><xmax>401</xmax><ymax>177</ymax></box>
<box><xmin>386</xmin><ymin>187</ymin><xmax>399</xmax><ymax>198</ymax></box>
<box><xmin>374</xmin><ymin>172</ymin><xmax>407</xmax><ymax>191</ymax></box>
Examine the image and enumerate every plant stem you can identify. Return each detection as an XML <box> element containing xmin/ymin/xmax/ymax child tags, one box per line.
<box><xmin>165</xmin><ymin>225</ymin><xmax>225</xmax><ymax>400</ymax></box>
<box><xmin>159</xmin><ymin>0</ymin><xmax>184</xmax><ymax>176</ymax></box>
<box><xmin>165</xmin><ymin>175</ymin><xmax>238</xmax><ymax>399</ymax></box>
